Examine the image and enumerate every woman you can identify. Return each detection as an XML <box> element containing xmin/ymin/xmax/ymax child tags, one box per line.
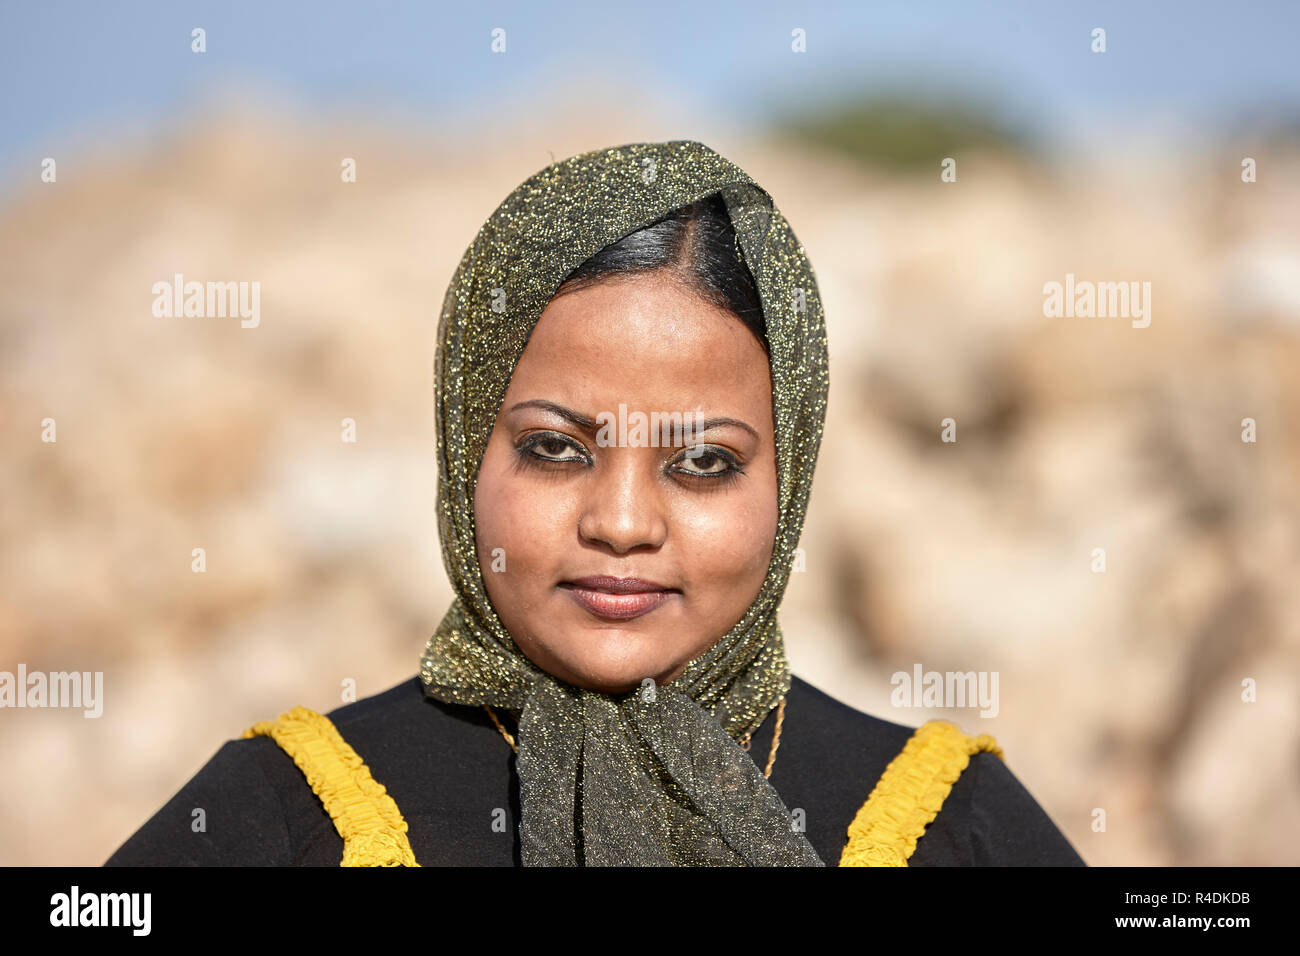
<box><xmin>106</xmin><ymin>140</ymin><xmax>1084</xmax><ymax>867</ymax></box>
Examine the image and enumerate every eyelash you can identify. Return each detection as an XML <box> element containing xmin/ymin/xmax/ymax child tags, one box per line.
<box><xmin>514</xmin><ymin>431</ymin><xmax>746</xmax><ymax>485</ymax></box>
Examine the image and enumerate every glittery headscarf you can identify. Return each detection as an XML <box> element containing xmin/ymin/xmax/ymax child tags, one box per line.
<box><xmin>419</xmin><ymin>140</ymin><xmax>829</xmax><ymax>865</ymax></box>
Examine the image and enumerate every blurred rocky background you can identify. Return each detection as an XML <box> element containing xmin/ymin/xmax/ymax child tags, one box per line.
<box><xmin>2</xmin><ymin>2</ymin><xmax>1298</xmax><ymax>867</ymax></box>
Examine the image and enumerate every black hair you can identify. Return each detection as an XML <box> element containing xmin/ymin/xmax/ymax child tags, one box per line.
<box><xmin>552</xmin><ymin>192</ymin><xmax>768</xmax><ymax>355</ymax></box>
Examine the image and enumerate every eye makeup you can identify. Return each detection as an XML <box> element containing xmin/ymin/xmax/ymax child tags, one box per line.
<box><xmin>511</xmin><ymin>430</ymin><xmax>747</xmax><ymax>486</ymax></box>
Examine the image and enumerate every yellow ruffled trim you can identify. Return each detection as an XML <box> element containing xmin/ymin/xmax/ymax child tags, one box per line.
<box><xmin>838</xmin><ymin>719</ymin><xmax>1004</xmax><ymax>867</ymax></box>
<box><xmin>243</xmin><ymin>706</ymin><xmax>420</xmax><ymax>867</ymax></box>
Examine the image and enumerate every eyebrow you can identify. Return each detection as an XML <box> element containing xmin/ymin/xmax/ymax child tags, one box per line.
<box><xmin>507</xmin><ymin>399</ymin><xmax>760</xmax><ymax>441</ymax></box>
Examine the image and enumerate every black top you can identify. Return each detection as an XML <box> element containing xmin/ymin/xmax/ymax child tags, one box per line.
<box><xmin>104</xmin><ymin>674</ymin><xmax>1085</xmax><ymax>866</ymax></box>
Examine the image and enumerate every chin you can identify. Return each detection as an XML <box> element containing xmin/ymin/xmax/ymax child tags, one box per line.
<box><xmin>566</xmin><ymin>672</ymin><xmax>645</xmax><ymax>695</ymax></box>
<box><xmin>545</xmin><ymin>634</ymin><xmax>682</xmax><ymax>696</ymax></box>
<box><xmin>569</xmin><ymin>656</ymin><xmax>670</xmax><ymax>696</ymax></box>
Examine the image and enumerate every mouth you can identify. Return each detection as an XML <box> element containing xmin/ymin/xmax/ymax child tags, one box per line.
<box><xmin>558</xmin><ymin>576</ymin><xmax>681</xmax><ymax>621</ymax></box>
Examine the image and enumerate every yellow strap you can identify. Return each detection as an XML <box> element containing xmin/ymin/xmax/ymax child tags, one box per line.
<box><xmin>838</xmin><ymin>719</ymin><xmax>1004</xmax><ymax>867</ymax></box>
<box><xmin>243</xmin><ymin>706</ymin><xmax>420</xmax><ymax>867</ymax></box>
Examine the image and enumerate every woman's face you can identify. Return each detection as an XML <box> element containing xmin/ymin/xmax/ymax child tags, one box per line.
<box><xmin>473</xmin><ymin>272</ymin><xmax>778</xmax><ymax>695</ymax></box>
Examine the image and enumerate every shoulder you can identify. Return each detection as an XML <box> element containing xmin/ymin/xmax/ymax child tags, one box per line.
<box><xmin>103</xmin><ymin>729</ymin><xmax>319</xmax><ymax>865</ymax></box>
<box><xmin>910</xmin><ymin>746</ymin><xmax>1086</xmax><ymax>866</ymax></box>
<box><xmin>106</xmin><ymin>676</ymin><xmax>491</xmax><ymax>866</ymax></box>
<box><xmin>782</xmin><ymin>674</ymin><xmax>1085</xmax><ymax>866</ymax></box>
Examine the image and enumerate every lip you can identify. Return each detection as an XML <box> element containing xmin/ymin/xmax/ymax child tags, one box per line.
<box><xmin>559</xmin><ymin>576</ymin><xmax>680</xmax><ymax>621</ymax></box>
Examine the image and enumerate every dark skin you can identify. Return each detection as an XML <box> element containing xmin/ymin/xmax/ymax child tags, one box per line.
<box><xmin>473</xmin><ymin>271</ymin><xmax>778</xmax><ymax>694</ymax></box>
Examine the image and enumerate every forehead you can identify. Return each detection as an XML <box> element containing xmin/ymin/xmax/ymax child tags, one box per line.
<box><xmin>508</xmin><ymin>275</ymin><xmax>771</xmax><ymax>414</ymax></box>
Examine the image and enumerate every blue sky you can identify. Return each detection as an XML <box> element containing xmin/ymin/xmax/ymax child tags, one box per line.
<box><xmin>2</xmin><ymin>0</ymin><xmax>1298</xmax><ymax>165</ymax></box>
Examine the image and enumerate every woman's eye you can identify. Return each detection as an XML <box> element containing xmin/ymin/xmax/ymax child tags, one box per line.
<box><xmin>519</xmin><ymin>433</ymin><xmax>588</xmax><ymax>463</ymax></box>
<box><xmin>672</xmin><ymin>447</ymin><xmax>741</xmax><ymax>478</ymax></box>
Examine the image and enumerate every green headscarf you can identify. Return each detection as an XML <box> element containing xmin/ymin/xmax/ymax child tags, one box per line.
<box><xmin>419</xmin><ymin>140</ymin><xmax>830</xmax><ymax>865</ymax></box>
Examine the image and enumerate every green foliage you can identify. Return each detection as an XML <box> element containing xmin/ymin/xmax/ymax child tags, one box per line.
<box><xmin>773</xmin><ymin>93</ymin><xmax>1034</xmax><ymax>173</ymax></box>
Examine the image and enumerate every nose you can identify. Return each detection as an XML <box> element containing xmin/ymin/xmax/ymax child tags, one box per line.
<box><xmin>577</xmin><ymin>453</ymin><xmax>669</xmax><ymax>554</ymax></box>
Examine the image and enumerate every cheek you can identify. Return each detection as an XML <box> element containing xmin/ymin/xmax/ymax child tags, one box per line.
<box><xmin>473</xmin><ymin>438</ymin><xmax>576</xmax><ymax>581</ymax></box>
<box><xmin>676</xmin><ymin>483</ymin><xmax>778</xmax><ymax>589</ymax></box>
